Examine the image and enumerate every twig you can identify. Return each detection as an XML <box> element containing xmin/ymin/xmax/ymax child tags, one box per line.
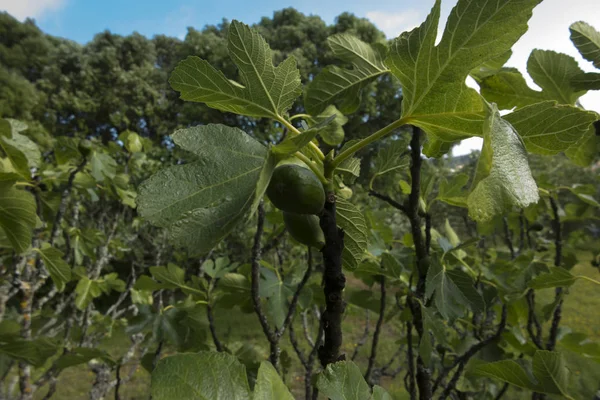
<box><xmin>406</xmin><ymin>321</ymin><xmax>416</xmax><ymax>400</ymax></box>
<box><xmin>368</xmin><ymin>190</ymin><xmax>408</xmax><ymax>214</ymax></box>
<box><xmin>261</xmin><ymin>228</ymin><xmax>287</xmax><ymax>255</ymax></box>
<box><xmin>289</xmin><ymin>318</ymin><xmax>308</xmax><ymax>369</ymax></box>
<box><xmin>502</xmin><ymin>217</ymin><xmax>515</xmax><ymax>259</ymax></box>
<box><xmin>547</xmin><ymin>196</ymin><xmax>563</xmax><ymax>351</ymax></box>
<box><xmin>49</xmin><ymin>159</ymin><xmax>87</xmax><ymax>246</ymax></box>
<box><xmin>435</xmin><ymin>304</ymin><xmax>507</xmax><ymax>397</ymax></box>
<box><xmin>275</xmin><ymin>248</ymin><xmax>314</xmax><ymax>339</ymax></box>
<box><xmin>525</xmin><ymin>290</ymin><xmax>544</xmax><ymax>349</ymax></box>
<box><xmin>250</xmin><ymin>202</ymin><xmax>280</xmax><ymax>368</ymax></box>
<box><xmin>207</xmin><ymin>280</ymin><xmax>224</xmax><ymax>352</ymax></box>
<box><xmin>302</xmin><ymin>309</ymin><xmax>315</xmax><ymax>348</ymax></box>
<box><xmin>365</xmin><ymin>276</ymin><xmax>386</xmax><ymax>384</ymax></box>
<box><xmin>518</xmin><ymin>210</ymin><xmax>526</xmax><ymax>254</ymax></box>
<box><xmin>350</xmin><ymin>310</ymin><xmax>370</xmax><ymax>361</ymax></box>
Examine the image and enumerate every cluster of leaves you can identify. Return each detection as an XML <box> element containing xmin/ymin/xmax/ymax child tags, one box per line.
<box><xmin>0</xmin><ymin>0</ymin><xmax>599</xmax><ymax>399</ymax></box>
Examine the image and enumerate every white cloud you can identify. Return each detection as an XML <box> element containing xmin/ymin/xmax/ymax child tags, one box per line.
<box><xmin>365</xmin><ymin>10</ymin><xmax>421</xmax><ymax>39</ymax></box>
<box><xmin>0</xmin><ymin>0</ymin><xmax>66</xmax><ymax>21</ymax></box>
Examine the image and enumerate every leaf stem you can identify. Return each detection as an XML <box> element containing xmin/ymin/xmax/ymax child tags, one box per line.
<box><xmin>577</xmin><ymin>275</ymin><xmax>600</xmax><ymax>286</ymax></box>
<box><xmin>331</xmin><ymin>117</ymin><xmax>407</xmax><ymax>170</ymax></box>
<box><xmin>278</xmin><ymin>116</ymin><xmax>325</xmax><ymax>161</ymax></box>
<box><xmin>14</xmin><ymin>182</ymin><xmax>36</xmax><ymax>187</ymax></box>
<box><xmin>289</xmin><ymin>113</ymin><xmax>313</xmax><ymax>121</ymax></box>
<box><xmin>294</xmin><ymin>151</ymin><xmax>328</xmax><ymax>184</ymax></box>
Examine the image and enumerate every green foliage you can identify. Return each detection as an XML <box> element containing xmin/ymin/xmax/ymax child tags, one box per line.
<box><xmin>1</xmin><ymin>4</ymin><xmax>600</xmax><ymax>400</ymax></box>
<box><xmin>0</xmin><ymin>182</ymin><xmax>36</xmax><ymax>253</ymax></box>
<box><xmin>467</xmin><ymin>105</ymin><xmax>539</xmax><ymax>221</ymax></box>
<box><xmin>386</xmin><ymin>0</ymin><xmax>540</xmax><ymax>156</ymax></box>
<box><xmin>170</xmin><ymin>21</ymin><xmax>301</xmax><ymax>120</ymax></box>
<box><xmin>283</xmin><ymin>212</ymin><xmax>325</xmax><ymax>248</ymax></box>
<box><xmin>570</xmin><ymin>21</ymin><xmax>600</xmax><ymax>68</ymax></box>
<box><xmin>137</xmin><ymin>124</ymin><xmax>272</xmax><ymax>254</ymax></box>
<box><xmin>151</xmin><ymin>352</ymin><xmax>295</xmax><ymax>400</ymax></box>
<box><xmin>472</xmin><ymin>351</ymin><xmax>574</xmax><ymax>398</ymax></box>
<box><xmin>266</xmin><ymin>164</ymin><xmax>325</xmax><ymax>214</ymax></box>
<box><xmin>305</xmin><ymin>34</ymin><xmax>388</xmax><ymax>115</ymax></box>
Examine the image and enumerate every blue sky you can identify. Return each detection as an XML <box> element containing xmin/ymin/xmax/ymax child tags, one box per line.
<box><xmin>2</xmin><ymin>0</ymin><xmax>600</xmax><ymax>155</ymax></box>
<box><xmin>4</xmin><ymin>0</ymin><xmax>433</xmax><ymax>44</ymax></box>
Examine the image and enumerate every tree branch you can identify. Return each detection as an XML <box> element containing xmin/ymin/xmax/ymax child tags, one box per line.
<box><xmin>49</xmin><ymin>159</ymin><xmax>87</xmax><ymax>246</ymax></box>
<box><xmin>502</xmin><ymin>217</ymin><xmax>515</xmax><ymax>259</ymax></box>
<box><xmin>250</xmin><ymin>202</ymin><xmax>279</xmax><ymax>368</ymax></box>
<box><xmin>405</xmin><ymin>126</ymin><xmax>432</xmax><ymax>400</ymax></box>
<box><xmin>547</xmin><ymin>196</ymin><xmax>563</xmax><ymax>351</ymax></box>
<box><xmin>318</xmin><ymin>191</ymin><xmax>346</xmax><ymax>367</ymax></box>
<box><xmin>368</xmin><ymin>190</ymin><xmax>408</xmax><ymax>214</ymax></box>
<box><xmin>350</xmin><ymin>310</ymin><xmax>370</xmax><ymax>361</ymax></box>
<box><xmin>435</xmin><ymin>304</ymin><xmax>507</xmax><ymax>397</ymax></box>
<box><xmin>406</xmin><ymin>321</ymin><xmax>417</xmax><ymax>400</ymax></box>
<box><xmin>365</xmin><ymin>276</ymin><xmax>386</xmax><ymax>385</ymax></box>
<box><xmin>275</xmin><ymin>248</ymin><xmax>314</xmax><ymax>339</ymax></box>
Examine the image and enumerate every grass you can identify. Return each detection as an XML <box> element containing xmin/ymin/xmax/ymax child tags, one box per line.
<box><xmin>27</xmin><ymin>262</ymin><xmax>600</xmax><ymax>399</ymax></box>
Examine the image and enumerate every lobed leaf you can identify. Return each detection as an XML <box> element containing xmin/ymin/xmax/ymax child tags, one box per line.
<box><xmin>570</xmin><ymin>21</ymin><xmax>600</xmax><ymax>69</ymax></box>
<box><xmin>305</xmin><ymin>34</ymin><xmax>389</xmax><ymax>115</ymax></box>
<box><xmin>386</xmin><ymin>0</ymin><xmax>541</xmax><ymax>156</ymax></box>
<box><xmin>504</xmin><ymin>101</ymin><xmax>597</xmax><ymax>155</ymax></box>
<box><xmin>169</xmin><ymin>21</ymin><xmax>301</xmax><ymax>120</ymax></box>
<box><xmin>528</xmin><ymin>267</ymin><xmax>577</xmax><ymax>289</ymax></box>
<box><xmin>137</xmin><ymin>124</ymin><xmax>272</xmax><ymax>255</ymax></box>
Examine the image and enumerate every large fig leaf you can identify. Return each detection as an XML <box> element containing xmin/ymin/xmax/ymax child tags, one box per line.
<box><xmin>169</xmin><ymin>21</ymin><xmax>301</xmax><ymax>120</ymax></box>
<box><xmin>137</xmin><ymin>124</ymin><xmax>274</xmax><ymax>254</ymax></box>
<box><xmin>305</xmin><ymin>34</ymin><xmax>389</xmax><ymax>115</ymax></box>
<box><xmin>386</xmin><ymin>0</ymin><xmax>541</xmax><ymax>157</ymax></box>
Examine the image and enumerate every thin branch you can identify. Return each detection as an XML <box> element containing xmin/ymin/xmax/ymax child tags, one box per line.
<box><xmin>49</xmin><ymin>159</ymin><xmax>87</xmax><ymax>246</ymax></box>
<box><xmin>526</xmin><ymin>290</ymin><xmax>544</xmax><ymax>349</ymax></box>
<box><xmin>275</xmin><ymin>248</ymin><xmax>314</xmax><ymax>339</ymax></box>
<box><xmin>365</xmin><ymin>276</ymin><xmax>386</xmax><ymax>384</ymax></box>
<box><xmin>250</xmin><ymin>202</ymin><xmax>279</xmax><ymax>368</ymax></box>
<box><xmin>502</xmin><ymin>217</ymin><xmax>515</xmax><ymax>259</ymax></box>
<box><xmin>368</xmin><ymin>190</ymin><xmax>408</xmax><ymax>214</ymax></box>
<box><xmin>518</xmin><ymin>210</ymin><xmax>526</xmax><ymax>255</ymax></box>
<box><xmin>435</xmin><ymin>304</ymin><xmax>507</xmax><ymax>397</ymax></box>
<box><xmin>207</xmin><ymin>299</ymin><xmax>224</xmax><ymax>352</ymax></box>
<box><xmin>261</xmin><ymin>228</ymin><xmax>287</xmax><ymax>255</ymax></box>
<box><xmin>289</xmin><ymin>317</ymin><xmax>308</xmax><ymax>369</ymax></box>
<box><xmin>350</xmin><ymin>310</ymin><xmax>370</xmax><ymax>361</ymax></box>
<box><xmin>406</xmin><ymin>321</ymin><xmax>416</xmax><ymax>400</ymax></box>
<box><xmin>302</xmin><ymin>309</ymin><xmax>315</xmax><ymax>348</ymax></box>
<box><xmin>547</xmin><ymin>196</ymin><xmax>563</xmax><ymax>351</ymax></box>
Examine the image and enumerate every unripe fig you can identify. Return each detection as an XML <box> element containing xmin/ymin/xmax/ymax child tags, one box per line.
<box><xmin>283</xmin><ymin>212</ymin><xmax>325</xmax><ymax>249</ymax></box>
<box><xmin>79</xmin><ymin>139</ymin><xmax>93</xmax><ymax>156</ymax></box>
<box><xmin>267</xmin><ymin>164</ymin><xmax>325</xmax><ymax>214</ymax></box>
